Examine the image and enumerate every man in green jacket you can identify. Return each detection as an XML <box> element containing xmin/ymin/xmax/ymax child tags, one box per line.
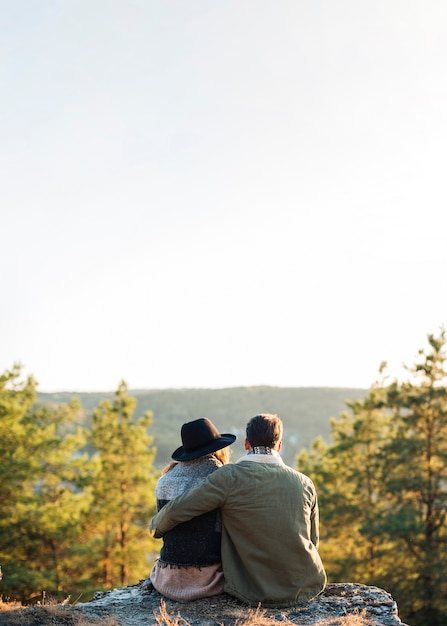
<box><xmin>150</xmin><ymin>414</ymin><xmax>327</xmax><ymax>607</ymax></box>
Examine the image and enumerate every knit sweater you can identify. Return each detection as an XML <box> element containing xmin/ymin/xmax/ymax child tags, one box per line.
<box><xmin>155</xmin><ymin>456</ymin><xmax>223</xmax><ymax>567</ymax></box>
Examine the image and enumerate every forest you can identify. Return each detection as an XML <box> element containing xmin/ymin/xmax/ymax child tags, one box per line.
<box><xmin>1</xmin><ymin>330</ymin><xmax>446</xmax><ymax>626</ymax></box>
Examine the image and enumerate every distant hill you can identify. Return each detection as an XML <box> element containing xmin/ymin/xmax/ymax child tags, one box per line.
<box><xmin>37</xmin><ymin>386</ymin><xmax>367</xmax><ymax>469</ymax></box>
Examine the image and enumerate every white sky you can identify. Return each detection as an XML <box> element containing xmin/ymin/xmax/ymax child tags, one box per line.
<box><xmin>2</xmin><ymin>0</ymin><xmax>446</xmax><ymax>393</ymax></box>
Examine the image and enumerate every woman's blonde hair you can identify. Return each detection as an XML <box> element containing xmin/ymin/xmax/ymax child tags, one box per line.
<box><xmin>161</xmin><ymin>444</ymin><xmax>232</xmax><ymax>475</ymax></box>
<box><xmin>213</xmin><ymin>444</ymin><xmax>232</xmax><ymax>465</ymax></box>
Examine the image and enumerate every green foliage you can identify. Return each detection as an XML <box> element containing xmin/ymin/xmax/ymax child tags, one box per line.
<box><xmin>85</xmin><ymin>382</ymin><xmax>159</xmax><ymax>589</ymax></box>
<box><xmin>0</xmin><ymin>370</ymin><xmax>160</xmax><ymax>602</ymax></box>
<box><xmin>299</xmin><ymin>330</ymin><xmax>447</xmax><ymax>626</ymax></box>
<box><xmin>0</xmin><ymin>368</ymin><xmax>91</xmax><ymax>600</ymax></box>
<box><xmin>0</xmin><ymin>364</ymin><xmax>37</xmax><ymax>512</ymax></box>
<box><xmin>379</xmin><ymin>332</ymin><xmax>447</xmax><ymax>625</ymax></box>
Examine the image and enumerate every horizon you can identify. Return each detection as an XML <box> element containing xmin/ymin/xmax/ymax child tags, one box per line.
<box><xmin>36</xmin><ymin>382</ymin><xmax>370</xmax><ymax>395</ymax></box>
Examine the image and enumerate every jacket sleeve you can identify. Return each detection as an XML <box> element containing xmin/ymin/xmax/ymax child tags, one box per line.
<box><xmin>150</xmin><ymin>466</ymin><xmax>230</xmax><ymax>538</ymax></box>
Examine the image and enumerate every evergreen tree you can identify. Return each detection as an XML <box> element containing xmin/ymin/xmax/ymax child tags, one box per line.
<box><xmin>0</xmin><ymin>365</ymin><xmax>39</xmax><ymax>597</ymax></box>
<box><xmin>380</xmin><ymin>331</ymin><xmax>447</xmax><ymax>625</ymax></box>
<box><xmin>298</xmin><ymin>330</ymin><xmax>447</xmax><ymax>626</ymax></box>
<box><xmin>86</xmin><ymin>382</ymin><xmax>159</xmax><ymax>589</ymax></box>
<box><xmin>298</xmin><ymin>381</ymin><xmax>393</xmax><ymax>583</ymax></box>
<box><xmin>0</xmin><ymin>366</ymin><xmax>92</xmax><ymax>601</ymax></box>
<box><xmin>18</xmin><ymin>398</ymin><xmax>94</xmax><ymax>599</ymax></box>
<box><xmin>0</xmin><ymin>368</ymin><xmax>160</xmax><ymax>601</ymax></box>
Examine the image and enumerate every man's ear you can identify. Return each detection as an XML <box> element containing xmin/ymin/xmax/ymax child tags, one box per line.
<box><xmin>244</xmin><ymin>438</ymin><xmax>251</xmax><ymax>451</ymax></box>
<box><xmin>277</xmin><ymin>440</ymin><xmax>282</xmax><ymax>452</ymax></box>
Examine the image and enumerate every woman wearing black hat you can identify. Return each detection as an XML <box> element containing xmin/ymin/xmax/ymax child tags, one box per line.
<box><xmin>149</xmin><ymin>417</ymin><xmax>236</xmax><ymax>602</ymax></box>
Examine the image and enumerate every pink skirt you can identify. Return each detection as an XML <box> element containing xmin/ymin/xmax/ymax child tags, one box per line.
<box><xmin>150</xmin><ymin>560</ymin><xmax>225</xmax><ymax>602</ymax></box>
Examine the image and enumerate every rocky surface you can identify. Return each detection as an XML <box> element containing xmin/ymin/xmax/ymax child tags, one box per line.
<box><xmin>74</xmin><ymin>580</ymin><xmax>409</xmax><ymax>626</ymax></box>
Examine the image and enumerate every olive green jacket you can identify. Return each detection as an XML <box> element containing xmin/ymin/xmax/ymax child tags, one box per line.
<box><xmin>150</xmin><ymin>453</ymin><xmax>326</xmax><ymax>607</ymax></box>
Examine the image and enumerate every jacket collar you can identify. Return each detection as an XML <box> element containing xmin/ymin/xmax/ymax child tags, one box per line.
<box><xmin>235</xmin><ymin>449</ymin><xmax>285</xmax><ymax>465</ymax></box>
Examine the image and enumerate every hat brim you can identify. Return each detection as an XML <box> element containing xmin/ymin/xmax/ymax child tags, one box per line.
<box><xmin>171</xmin><ymin>433</ymin><xmax>236</xmax><ymax>461</ymax></box>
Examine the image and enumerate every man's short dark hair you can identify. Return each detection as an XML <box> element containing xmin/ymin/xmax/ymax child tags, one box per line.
<box><xmin>246</xmin><ymin>414</ymin><xmax>283</xmax><ymax>448</ymax></box>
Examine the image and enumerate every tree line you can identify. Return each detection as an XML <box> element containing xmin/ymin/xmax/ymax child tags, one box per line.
<box><xmin>1</xmin><ymin>331</ymin><xmax>447</xmax><ymax>625</ymax></box>
<box><xmin>37</xmin><ymin>385</ymin><xmax>368</xmax><ymax>470</ymax></box>
<box><xmin>0</xmin><ymin>373</ymin><xmax>160</xmax><ymax>602</ymax></box>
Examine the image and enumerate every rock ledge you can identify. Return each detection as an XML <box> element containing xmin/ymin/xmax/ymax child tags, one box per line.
<box><xmin>74</xmin><ymin>580</ymin><xmax>409</xmax><ymax>626</ymax></box>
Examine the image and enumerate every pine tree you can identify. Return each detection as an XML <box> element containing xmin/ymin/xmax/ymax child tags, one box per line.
<box><xmin>0</xmin><ymin>366</ymin><xmax>92</xmax><ymax>600</ymax></box>
<box><xmin>86</xmin><ymin>382</ymin><xmax>159</xmax><ymax>588</ymax></box>
<box><xmin>20</xmin><ymin>398</ymin><xmax>94</xmax><ymax>598</ymax></box>
<box><xmin>0</xmin><ymin>369</ymin><xmax>161</xmax><ymax>601</ymax></box>
<box><xmin>298</xmin><ymin>331</ymin><xmax>447</xmax><ymax>626</ymax></box>
<box><xmin>0</xmin><ymin>364</ymin><xmax>36</xmax><ymax>516</ymax></box>
<box><xmin>380</xmin><ymin>331</ymin><xmax>447</xmax><ymax>625</ymax></box>
<box><xmin>0</xmin><ymin>365</ymin><xmax>40</xmax><ymax>598</ymax></box>
<box><xmin>297</xmin><ymin>381</ymin><xmax>393</xmax><ymax>583</ymax></box>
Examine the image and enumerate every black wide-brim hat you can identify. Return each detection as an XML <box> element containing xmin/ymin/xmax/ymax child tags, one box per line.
<box><xmin>171</xmin><ymin>417</ymin><xmax>236</xmax><ymax>461</ymax></box>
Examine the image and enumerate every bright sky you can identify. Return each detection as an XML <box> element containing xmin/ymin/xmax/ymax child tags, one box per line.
<box><xmin>2</xmin><ymin>1</ymin><xmax>446</xmax><ymax>393</ymax></box>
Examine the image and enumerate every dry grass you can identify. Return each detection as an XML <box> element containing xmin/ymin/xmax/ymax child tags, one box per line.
<box><xmin>153</xmin><ymin>599</ymin><xmax>371</xmax><ymax>626</ymax></box>
<box><xmin>0</xmin><ymin>598</ymin><xmax>120</xmax><ymax>625</ymax></box>
<box><xmin>314</xmin><ymin>611</ymin><xmax>370</xmax><ymax>626</ymax></box>
<box><xmin>153</xmin><ymin>601</ymin><xmax>292</xmax><ymax>625</ymax></box>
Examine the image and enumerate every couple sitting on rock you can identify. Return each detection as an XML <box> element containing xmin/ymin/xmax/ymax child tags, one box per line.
<box><xmin>149</xmin><ymin>414</ymin><xmax>327</xmax><ymax>608</ymax></box>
